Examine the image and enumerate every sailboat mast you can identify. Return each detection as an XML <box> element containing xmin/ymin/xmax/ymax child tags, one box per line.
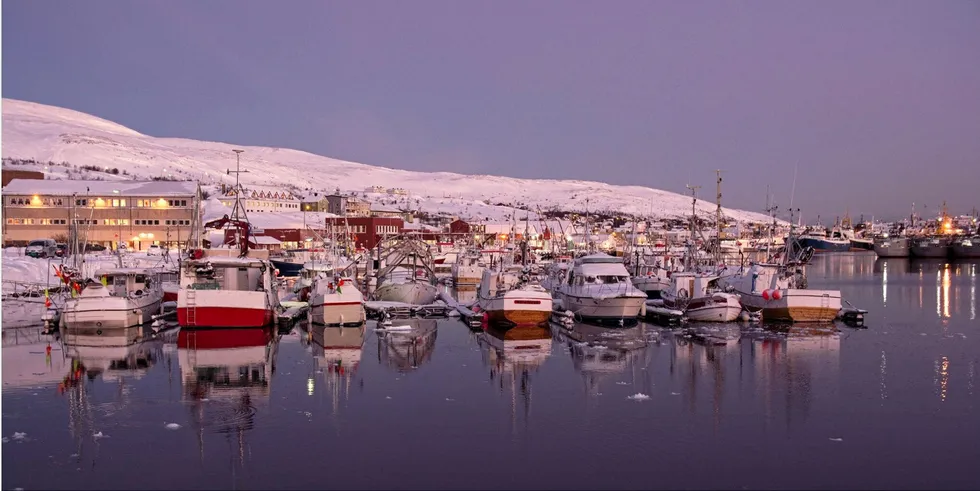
<box><xmin>715</xmin><ymin>170</ymin><xmax>723</xmax><ymax>265</ymax></box>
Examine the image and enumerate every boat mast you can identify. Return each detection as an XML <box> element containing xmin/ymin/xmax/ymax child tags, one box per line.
<box><xmin>686</xmin><ymin>184</ymin><xmax>701</xmax><ymax>272</ymax></box>
<box><xmin>227</xmin><ymin>149</ymin><xmax>251</xmax><ymax>248</ymax></box>
<box><xmin>715</xmin><ymin>169</ymin><xmax>724</xmax><ymax>266</ymax></box>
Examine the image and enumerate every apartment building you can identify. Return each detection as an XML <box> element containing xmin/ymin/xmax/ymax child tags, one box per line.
<box><xmin>2</xmin><ymin>179</ymin><xmax>202</xmax><ymax>250</ymax></box>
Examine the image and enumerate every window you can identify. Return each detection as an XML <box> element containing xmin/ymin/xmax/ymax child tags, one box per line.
<box><xmin>76</xmin><ymin>199</ymin><xmax>88</xmax><ymax>206</ymax></box>
<box><xmin>154</xmin><ymin>220</ymin><xmax>160</xmax><ymax>225</ymax></box>
<box><xmin>120</xmin><ymin>199</ymin><xmax>126</xmax><ymax>207</ymax></box>
<box><xmin>180</xmin><ymin>200</ymin><xmax>187</xmax><ymax>206</ymax></box>
<box><xmin>112</xmin><ymin>199</ymin><xmax>119</xmax><ymax>207</ymax></box>
<box><xmin>165</xmin><ymin>220</ymin><xmax>171</xmax><ymax>226</ymax></box>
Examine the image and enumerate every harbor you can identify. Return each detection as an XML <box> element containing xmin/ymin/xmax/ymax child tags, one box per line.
<box><xmin>2</xmin><ymin>252</ymin><xmax>978</xmax><ymax>489</ymax></box>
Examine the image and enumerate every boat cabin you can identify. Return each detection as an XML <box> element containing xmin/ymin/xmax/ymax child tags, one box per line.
<box><xmin>180</xmin><ymin>258</ymin><xmax>273</xmax><ymax>292</ymax></box>
<box><xmin>667</xmin><ymin>272</ymin><xmax>720</xmax><ymax>299</ymax></box>
<box><xmin>94</xmin><ymin>268</ymin><xmax>159</xmax><ymax>297</ymax></box>
<box><xmin>564</xmin><ymin>254</ymin><xmax>631</xmax><ymax>287</ymax></box>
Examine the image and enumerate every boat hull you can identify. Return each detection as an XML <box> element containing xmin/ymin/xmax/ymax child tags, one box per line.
<box><xmin>874</xmin><ymin>238</ymin><xmax>910</xmax><ymax>258</ymax></box>
<box><xmin>480</xmin><ymin>292</ymin><xmax>553</xmax><ymax>328</ymax></box>
<box><xmin>62</xmin><ymin>294</ymin><xmax>162</xmax><ymax>331</ymax></box>
<box><xmin>270</xmin><ymin>260</ymin><xmax>306</xmax><ymax>277</ymax></box>
<box><xmin>910</xmin><ymin>244</ymin><xmax>950</xmax><ymax>258</ymax></box>
<box><xmin>375</xmin><ymin>281</ymin><xmax>439</xmax><ymax>305</ymax></box>
<box><xmin>558</xmin><ymin>293</ymin><xmax>645</xmax><ymax>322</ymax></box>
<box><xmin>796</xmin><ymin>237</ymin><xmax>851</xmax><ymax>253</ymax></box>
<box><xmin>311</xmin><ymin>301</ymin><xmax>366</xmax><ymax>326</ymax></box>
<box><xmin>452</xmin><ymin>265</ymin><xmax>484</xmax><ymax>287</ymax></box>
<box><xmin>850</xmin><ymin>239</ymin><xmax>874</xmax><ymax>251</ymax></box>
<box><xmin>177</xmin><ymin>290</ymin><xmax>276</xmax><ymax>328</ymax></box>
<box><xmin>739</xmin><ymin>289</ymin><xmax>841</xmax><ymax>322</ymax></box>
<box><xmin>950</xmin><ymin>243</ymin><xmax>980</xmax><ymax>258</ymax></box>
<box><xmin>631</xmin><ymin>276</ymin><xmax>669</xmax><ymax>299</ymax></box>
<box><xmin>666</xmin><ymin>293</ymin><xmax>742</xmax><ymax>322</ymax></box>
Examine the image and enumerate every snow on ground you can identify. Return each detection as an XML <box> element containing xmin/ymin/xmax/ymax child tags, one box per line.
<box><xmin>2</xmin><ymin>98</ymin><xmax>776</xmax><ymax>223</ymax></box>
<box><xmin>1</xmin><ymin>248</ymin><xmax>175</xmax><ymax>287</ymax></box>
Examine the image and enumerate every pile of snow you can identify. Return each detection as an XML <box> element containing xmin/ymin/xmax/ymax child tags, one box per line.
<box><xmin>1</xmin><ymin>248</ymin><xmax>174</xmax><ymax>286</ymax></box>
<box><xmin>2</xmin><ymin>98</ymin><xmax>775</xmax><ymax>223</ymax></box>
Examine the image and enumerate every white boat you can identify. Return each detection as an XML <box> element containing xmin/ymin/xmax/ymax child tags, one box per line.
<box><xmin>451</xmin><ymin>248</ymin><xmax>485</xmax><ymax>287</ymax></box>
<box><xmin>373</xmin><ymin>236</ymin><xmax>440</xmax><ymax>305</ymax></box>
<box><xmin>61</xmin><ymin>268</ymin><xmax>164</xmax><ymax>332</ymax></box>
<box><xmin>309</xmin><ymin>274</ymin><xmax>366</xmax><ymax>326</ymax></box>
<box><xmin>477</xmin><ymin>267</ymin><xmax>552</xmax><ymax>328</ymax></box>
<box><xmin>551</xmin><ymin>253</ymin><xmax>647</xmax><ymax>324</ymax></box>
<box><xmin>177</xmin><ymin>253</ymin><xmax>280</xmax><ymax>328</ymax></box>
<box><xmin>720</xmin><ymin>262</ymin><xmax>841</xmax><ymax>322</ymax></box>
<box><xmin>661</xmin><ymin>271</ymin><xmax>742</xmax><ymax>322</ymax></box>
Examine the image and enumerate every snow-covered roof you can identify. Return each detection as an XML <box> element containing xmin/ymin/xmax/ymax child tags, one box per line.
<box><xmin>250</xmin><ymin>236</ymin><xmax>282</xmax><ymax>245</ymax></box>
<box><xmin>3</xmin><ymin>179</ymin><xmax>197</xmax><ymax>197</ymax></box>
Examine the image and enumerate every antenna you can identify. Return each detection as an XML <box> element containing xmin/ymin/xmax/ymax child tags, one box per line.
<box><xmin>227</xmin><ymin>149</ymin><xmax>250</xmax><ymax>223</ymax></box>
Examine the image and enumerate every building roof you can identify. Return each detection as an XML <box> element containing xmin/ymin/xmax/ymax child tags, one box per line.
<box><xmin>250</xmin><ymin>236</ymin><xmax>282</xmax><ymax>245</ymax></box>
<box><xmin>3</xmin><ymin>179</ymin><xmax>197</xmax><ymax>197</ymax></box>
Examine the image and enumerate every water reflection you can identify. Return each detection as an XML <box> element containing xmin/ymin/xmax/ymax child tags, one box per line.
<box><xmin>1</xmin><ymin>327</ymin><xmax>67</xmax><ymax>390</ymax></box>
<box><xmin>477</xmin><ymin>326</ymin><xmax>552</xmax><ymax>429</ymax></box>
<box><xmin>308</xmin><ymin>324</ymin><xmax>365</xmax><ymax>410</ymax></box>
<box><xmin>557</xmin><ymin>323</ymin><xmax>650</xmax><ymax>398</ymax></box>
<box><xmin>454</xmin><ymin>288</ymin><xmax>477</xmax><ymax>305</ymax></box>
<box><xmin>376</xmin><ymin>318</ymin><xmax>438</xmax><ymax>372</ymax></box>
<box><xmin>669</xmin><ymin>324</ymin><xmax>742</xmax><ymax>428</ymax></box>
<box><xmin>62</xmin><ymin>328</ymin><xmax>166</xmax><ymax>384</ymax></box>
<box><xmin>177</xmin><ymin>327</ymin><xmax>278</xmax><ymax>465</ymax></box>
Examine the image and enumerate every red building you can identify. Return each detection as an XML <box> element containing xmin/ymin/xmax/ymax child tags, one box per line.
<box><xmin>325</xmin><ymin>217</ymin><xmax>404</xmax><ymax>250</ymax></box>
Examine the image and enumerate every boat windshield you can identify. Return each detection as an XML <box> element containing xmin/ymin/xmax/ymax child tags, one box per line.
<box><xmin>590</xmin><ymin>275</ymin><xmax>630</xmax><ymax>284</ymax></box>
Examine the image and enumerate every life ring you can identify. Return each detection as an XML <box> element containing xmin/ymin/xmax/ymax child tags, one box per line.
<box><xmin>677</xmin><ymin>288</ymin><xmax>689</xmax><ymax>299</ymax></box>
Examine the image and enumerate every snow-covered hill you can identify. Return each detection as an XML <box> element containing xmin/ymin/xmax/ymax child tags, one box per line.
<box><xmin>1</xmin><ymin>98</ymin><xmax>774</xmax><ymax>223</ymax></box>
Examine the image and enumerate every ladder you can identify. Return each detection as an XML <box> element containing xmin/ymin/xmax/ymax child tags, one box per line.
<box><xmin>186</xmin><ymin>329</ymin><xmax>198</xmax><ymax>368</ymax></box>
<box><xmin>186</xmin><ymin>289</ymin><xmax>197</xmax><ymax>326</ymax></box>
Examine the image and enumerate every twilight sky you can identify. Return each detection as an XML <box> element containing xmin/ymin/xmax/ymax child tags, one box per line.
<box><xmin>3</xmin><ymin>1</ymin><xmax>979</xmax><ymax>221</ymax></box>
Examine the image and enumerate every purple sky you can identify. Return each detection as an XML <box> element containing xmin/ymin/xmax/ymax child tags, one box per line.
<box><xmin>4</xmin><ymin>1</ymin><xmax>979</xmax><ymax>221</ymax></box>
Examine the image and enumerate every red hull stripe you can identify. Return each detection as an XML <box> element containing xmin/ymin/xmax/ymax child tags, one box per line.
<box><xmin>177</xmin><ymin>307</ymin><xmax>274</xmax><ymax>329</ymax></box>
<box><xmin>177</xmin><ymin>327</ymin><xmax>273</xmax><ymax>349</ymax></box>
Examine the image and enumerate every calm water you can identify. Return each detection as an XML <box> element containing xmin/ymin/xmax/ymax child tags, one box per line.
<box><xmin>3</xmin><ymin>253</ymin><xmax>978</xmax><ymax>490</ymax></box>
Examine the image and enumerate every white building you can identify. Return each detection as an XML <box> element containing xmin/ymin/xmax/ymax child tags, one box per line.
<box><xmin>219</xmin><ymin>187</ymin><xmax>300</xmax><ymax>214</ymax></box>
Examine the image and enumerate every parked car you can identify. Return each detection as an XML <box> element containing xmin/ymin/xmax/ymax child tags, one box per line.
<box><xmin>55</xmin><ymin>243</ymin><xmax>68</xmax><ymax>257</ymax></box>
<box><xmin>146</xmin><ymin>244</ymin><xmax>162</xmax><ymax>256</ymax></box>
<box><xmin>84</xmin><ymin>243</ymin><xmax>107</xmax><ymax>252</ymax></box>
<box><xmin>25</xmin><ymin>238</ymin><xmax>58</xmax><ymax>258</ymax></box>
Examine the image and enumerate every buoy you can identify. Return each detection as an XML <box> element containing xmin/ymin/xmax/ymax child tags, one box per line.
<box><xmin>772</xmin><ymin>289</ymin><xmax>782</xmax><ymax>300</ymax></box>
<box><xmin>762</xmin><ymin>290</ymin><xmax>770</xmax><ymax>301</ymax></box>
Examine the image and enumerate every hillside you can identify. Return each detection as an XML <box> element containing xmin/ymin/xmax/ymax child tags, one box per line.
<box><xmin>1</xmin><ymin>98</ymin><xmax>775</xmax><ymax>224</ymax></box>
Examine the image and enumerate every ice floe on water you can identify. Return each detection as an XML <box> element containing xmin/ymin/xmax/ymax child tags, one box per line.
<box><xmin>627</xmin><ymin>393</ymin><xmax>650</xmax><ymax>401</ymax></box>
<box><xmin>165</xmin><ymin>423</ymin><xmax>181</xmax><ymax>430</ymax></box>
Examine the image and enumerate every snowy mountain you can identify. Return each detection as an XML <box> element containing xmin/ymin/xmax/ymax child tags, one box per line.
<box><xmin>1</xmin><ymin>98</ymin><xmax>775</xmax><ymax>224</ymax></box>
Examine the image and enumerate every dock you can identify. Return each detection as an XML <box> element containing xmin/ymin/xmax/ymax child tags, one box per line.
<box><xmin>278</xmin><ymin>300</ymin><xmax>310</xmax><ymax>327</ymax></box>
<box><xmin>364</xmin><ymin>300</ymin><xmax>455</xmax><ymax>319</ymax></box>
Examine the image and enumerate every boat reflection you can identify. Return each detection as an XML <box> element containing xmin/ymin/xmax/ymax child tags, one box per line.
<box><xmin>62</xmin><ymin>327</ymin><xmax>168</xmax><ymax>384</ymax></box>
<box><xmin>477</xmin><ymin>325</ymin><xmax>552</xmax><ymax>428</ymax></box>
<box><xmin>309</xmin><ymin>324</ymin><xmax>365</xmax><ymax>410</ymax></box>
<box><xmin>454</xmin><ymin>288</ymin><xmax>477</xmax><ymax>304</ymax></box>
<box><xmin>376</xmin><ymin>318</ymin><xmax>438</xmax><ymax>372</ymax></box>
<box><xmin>1</xmin><ymin>327</ymin><xmax>67</xmax><ymax>390</ymax></box>
<box><xmin>177</xmin><ymin>327</ymin><xmax>278</xmax><ymax>465</ymax></box>
<box><xmin>558</xmin><ymin>322</ymin><xmax>650</xmax><ymax>398</ymax></box>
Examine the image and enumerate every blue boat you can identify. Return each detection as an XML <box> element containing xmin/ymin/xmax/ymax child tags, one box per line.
<box><xmin>794</xmin><ymin>227</ymin><xmax>852</xmax><ymax>253</ymax></box>
<box><xmin>270</xmin><ymin>259</ymin><xmax>306</xmax><ymax>277</ymax></box>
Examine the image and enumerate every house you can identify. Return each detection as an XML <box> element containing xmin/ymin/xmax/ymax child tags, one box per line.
<box><xmin>325</xmin><ymin>216</ymin><xmax>403</xmax><ymax>250</ymax></box>
<box><xmin>218</xmin><ymin>186</ymin><xmax>300</xmax><ymax>214</ymax></box>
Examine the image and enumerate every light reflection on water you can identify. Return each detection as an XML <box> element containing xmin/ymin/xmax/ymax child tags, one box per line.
<box><xmin>2</xmin><ymin>253</ymin><xmax>979</xmax><ymax>490</ymax></box>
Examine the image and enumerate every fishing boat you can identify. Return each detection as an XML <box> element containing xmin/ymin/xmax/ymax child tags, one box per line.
<box><xmin>477</xmin><ymin>265</ymin><xmax>552</xmax><ymax>329</ymax></box>
<box><xmin>950</xmin><ymin>236</ymin><xmax>980</xmax><ymax>258</ymax></box>
<box><xmin>661</xmin><ymin>272</ymin><xmax>742</xmax><ymax>322</ymax></box>
<box><xmin>309</xmin><ymin>274</ymin><xmax>366</xmax><ymax>326</ymax></box>
<box><xmin>873</xmin><ymin>235</ymin><xmax>910</xmax><ymax>258</ymax></box>
<box><xmin>795</xmin><ymin>226</ymin><xmax>852</xmax><ymax>253</ymax></box>
<box><xmin>61</xmin><ymin>268</ymin><xmax>164</xmax><ymax>332</ymax></box>
<box><xmin>177</xmin><ymin>253</ymin><xmax>280</xmax><ymax>328</ymax></box>
<box><xmin>551</xmin><ymin>253</ymin><xmax>647</xmax><ymax>324</ymax></box>
<box><xmin>451</xmin><ymin>247</ymin><xmax>485</xmax><ymax>288</ymax></box>
<box><xmin>910</xmin><ymin>237</ymin><xmax>951</xmax><ymax>258</ymax></box>
<box><xmin>373</xmin><ymin>235</ymin><xmax>439</xmax><ymax>305</ymax></box>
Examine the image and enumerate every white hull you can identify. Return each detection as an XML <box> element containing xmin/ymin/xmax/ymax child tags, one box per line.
<box><xmin>558</xmin><ymin>293</ymin><xmax>645</xmax><ymax>321</ymax></box>
<box><xmin>739</xmin><ymin>289</ymin><xmax>841</xmax><ymax>322</ymax></box>
<box><xmin>631</xmin><ymin>276</ymin><xmax>670</xmax><ymax>297</ymax></box>
<box><xmin>375</xmin><ymin>280</ymin><xmax>439</xmax><ymax>305</ymax></box>
<box><xmin>479</xmin><ymin>287</ymin><xmax>553</xmax><ymax>327</ymax></box>
<box><xmin>63</xmin><ymin>289</ymin><xmax>162</xmax><ymax>332</ymax></box>
<box><xmin>310</xmin><ymin>294</ymin><xmax>366</xmax><ymax>326</ymax></box>
<box><xmin>684</xmin><ymin>299</ymin><xmax>742</xmax><ymax>322</ymax></box>
<box><xmin>451</xmin><ymin>265</ymin><xmax>484</xmax><ymax>286</ymax></box>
